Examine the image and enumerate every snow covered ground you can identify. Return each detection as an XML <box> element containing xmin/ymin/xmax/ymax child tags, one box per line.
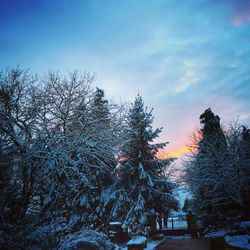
<box><xmin>156</xmin><ymin>216</ymin><xmax>188</xmax><ymax>229</ymax></box>
<box><xmin>120</xmin><ymin>233</ymin><xmax>250</xmax><ymax>250</ymax></box>
<box><xmin>164</xmin><ymin>235</ymin><xmax>191</xmax><ymax>239</ymax></box>
<box><xmin>205</xmin><ymin>229</ymin><xmax>250</xmax><ymax>250</ymax></box>
<box><xmin>167</xmin><ymin>217</ymin><xmax>187</xmax><ymax>229</ymax></box>
<box><xmin>225</xmin><ymin>235</ymin><xmax>250</xmax><ymax>250</ymax></box>
<box><xmin>121</xmin><ymin>240</ymin><xmax>162</xmax><ymax>250</ymax></box>
<box><xmin>127</xmin><ymin>236</ymin><xmax>147</xmax><ymax>246</ymax></box>
<box><xmin>205</xmin><ymin>229</ymin><xmax>226</xmax><ymax>238</ymax></box>
<box><xmin>240</xmin><ymin>221</ymin><xmax>250</xmax><ymax>230</ymax></box>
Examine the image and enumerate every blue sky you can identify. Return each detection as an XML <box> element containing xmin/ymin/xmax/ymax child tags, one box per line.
<box><xmin>1</xmin><ymin>0</ymin><xmax>250</xmax><ymax>155</ymax></box>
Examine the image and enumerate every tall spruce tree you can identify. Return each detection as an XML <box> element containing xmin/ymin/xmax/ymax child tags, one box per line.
<box><xmin>108</xmin><ymin>95</ymin><xmax>177</xmax><ymax>231</ymax></box>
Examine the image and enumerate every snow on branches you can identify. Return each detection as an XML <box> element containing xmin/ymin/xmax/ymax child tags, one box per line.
<box><xmin>184</xmin><ymin>108</ymin><xmax>250</xmax><ymax>223</ymax></box>
<box><xmin>107</xmin><ymin>94</ymin><xmax>178</xmax><ymax>232</ymax></box>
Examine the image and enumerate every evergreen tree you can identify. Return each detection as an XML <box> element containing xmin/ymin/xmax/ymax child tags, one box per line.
<box><xmin>108</xmin><ymin>95</ymin><xmax>177</xmax><ymax>231</ymax></box>
<box><xmin>185</xmin><ymin>108</ymin><xmax>250</xmax><ymax>224</ymax></box>
<box><xmin>182</xmin><ymin>198</ymin><xmax>191</xmax><ymax>213</ymax></box>
<box><xmin>85</xmin><ymin>88</ymin><xmax>116</xmax><ymax>228</ymax></box>
<box><xmin>196</xmin><ymin>108</ymin><xmax>229</xmax><ymax>214</ymax></box>
<box><xmin>91</xmin><ymin>88</ymin><xmax>110</xmax><ymax>130</ymax></box>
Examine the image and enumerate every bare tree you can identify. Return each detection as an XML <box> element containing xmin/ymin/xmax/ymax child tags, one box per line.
<box><xmin>0</xmin><ymin>67</ymin><xmax>40</xmax><ymax>224</ymax></box>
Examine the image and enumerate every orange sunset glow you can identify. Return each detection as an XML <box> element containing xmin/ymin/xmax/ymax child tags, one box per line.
<box><xmin>157</xmin><ymin>146</ymin><xmax>190</xmax><ymax>159</ymax></box>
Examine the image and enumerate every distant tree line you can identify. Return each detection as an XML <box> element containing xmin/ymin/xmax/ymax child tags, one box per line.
<box><xmin>0</xmin><ymin>67</ymin><xmax>177</xmax><ymax>249</ymax></box>
<box><xmin>184</xmin><ymin>108</ymin><xmax>250</xmax><ymax>226</ymax></box>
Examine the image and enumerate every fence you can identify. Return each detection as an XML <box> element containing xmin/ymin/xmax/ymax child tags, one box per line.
<box><xmin>157</xmin><ymin>216</ymin><xmax>187</xmax><ymax>230</ymax></box>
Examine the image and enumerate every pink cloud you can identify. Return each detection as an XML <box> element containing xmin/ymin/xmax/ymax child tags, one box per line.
<box><xmin>232</xmin><ymin>11</ymin><xmax>250</xmax><ymax>26</ymax></box>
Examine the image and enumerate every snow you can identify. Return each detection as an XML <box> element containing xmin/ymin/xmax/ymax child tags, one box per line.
<box><xmin>159</xmin><ymin>215</ymin><xmax>188</xmax><ymax>230</ymax></box>
<box><xmin>108</xmin><ymin>94</ymin><xmax>178</xmax><ymax>230</ymax></box>
<box><xmin>225</xmin><ymin>235</ymin><xmax>250</xmax><ymax>250</ymax></box>
<box><xmin>146</xmin><ymin>241</ymin><xmax>161</xmax><ymax>250</ymax></box>
<box><xmin>205</xmin><ymin>230</ymin><xmax>226</xmax><ymax>238</ymax></box>
<box><xmin>164</xmin><ymin>235</ymin><xmax>190</xmax><ymax>239</ymax></box>
<box><xmin>122</xmin><ymin>240</ymin><xmax>161</xmax><ymax>250</ymax></box>
<box><xmin>134</xmin><ymin>193</ymin><xmax>145</xmax><ymax>212</ymax></box>
<box><xmin>165</xmin><ymin>217</ymin><xmax>187</xmax><ymax>229</ymax></box>
<box><xmin>175</xmin><ymin>186</ymin><xmax>191</xmax><ymax>208</ymax></box>
<box><xmin>57</xmin><ymin>230</ymin><xmax>115</xmax><ymax>250</ymax></box>
<box><xmin>0</xmin><ymin>71</ymin><xmax>178</xmax><ymax>248</ymax></box>
<box><xmin>240</xmin><ymin>221</ymin><xmax>250</xmax><ymax>228</ymax></box>
<box><xmin>127</xmin><ymin>236</ymin><xmax>147</xmax><ymax>245</ymax></box>
<box><xmin>109</xmin><ymin>222</ymin><xmax>122</xmax><ymax>225</ymax></box>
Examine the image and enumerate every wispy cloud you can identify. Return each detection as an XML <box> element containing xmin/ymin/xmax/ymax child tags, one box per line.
<box><xmin>175</xmin><ymin>59</ymin><xmax>203</xmax><ymax>93</ymax></box>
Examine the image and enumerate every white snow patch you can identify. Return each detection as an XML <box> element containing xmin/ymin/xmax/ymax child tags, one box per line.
<box><xmin>127</xmin><ymin>236</ymin><xmax>147</xmax><ymax>245</ymax></box>
<box><xmin>205</xmin><ymin>230</ymin><xmax>226</xmax><ymax>238</ymax></box>
<box><xmin>225</xmin><ymin>235</ymin><xmax>250</xmax><ymax>250</ymax></box>
<box><xmin>57</xmin><ymin>230</ymin><xmax>115</xmax><ymax>250</ymax></box>
<box><xmin>109</xmin><ymin>222</ymin><xmax>122</xmax><ymax>225</ymax></box>
<box><xmin>164</xmin><ymin>235</ymin><xmax>190</xmax><ymax>239</ymax></box>
<box><xmin>165</xmin><ymin>217</ymin><xmax>187</xmax><ymax>229</ymax></box>
<box><xmin>121</xmin><ymin>240</ymin><xmax>161</xmax><ymax>250</ymax></box>
<box><xmin>146</xmin><ymin>241</ymin><xmax>161</xmax><ymax>250</ymax></box>
<box><xmin>240</xmin><ymin>221</ymin><xmax>250</xmax><ymax>228</ymax></box>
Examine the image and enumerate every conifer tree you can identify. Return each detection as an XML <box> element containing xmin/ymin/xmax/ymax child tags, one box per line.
<box><xmin>86</xmin><ymin>88</ymin><xmax>116</xmax><ymax>228</ymax></box>
<box><xmin>196</xmin><ymin>108</ymin><xmax>228</xmax><ymax>213</ymax></box>
<box><xmin>185</xmin><ymin>108</ymin><xmax>250</xmax><ymax>223</ymax></box>
<box><xmin>109</xmin><ymin>94</ymin><xmax>177</xmax><ymax>231</ymax></box>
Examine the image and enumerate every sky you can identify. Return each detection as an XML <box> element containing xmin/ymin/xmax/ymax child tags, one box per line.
<box><xmin>1</xmin><ymin>0</ymin><xmax>250</xmax><ymax>158</ymax></box>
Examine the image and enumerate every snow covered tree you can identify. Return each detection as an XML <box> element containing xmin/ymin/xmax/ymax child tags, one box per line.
<box><xmin>185</xmin><ymin>108</ymin><xmax>250</xmax><ymax>224</ymax></box>
<box><xmin>90</xmin><ymin>88</ymin><xmax>110</xmax><ymax>131</ymax></box>
<box><xmin>197</xmin><ymin>108</ymin><xmax>228</xmax><ymax>212</ymax></box>
<box><xmin>182</xmin><ymin>198</ymin><xmax>191</xmax><ymax>213</ymax></box>
<box><xmin>35</xmin><ymin>74</ymin><xmax>118</xmax><ymax>231</ymax></box>
<box><xmin>108</xmin><ymin>94</ymin><xmax>178</xmax><ymax>231</ymax></box>
<box><xmin>34</xmin><ymin>76</ymin><xmax>129</xmax><ymax>233</ymax></box>
<box><xmin>76</xmin><ymin>87</ymin><xmax>116</xmax><ymax>229</ymax></box>
<box><xmin>225</xmin><ymin>124</ymin><xmax>250</xmax><ymax>219</ymax></box>
<box><xmin>184</xmin><ymin>109</ymin><xmax>231</xmax><ymax>223</ymax></box>
<box><xmin>0</xmin><ymin>68</ymin><xmax>41</xmax><ymax>225</ymax></box>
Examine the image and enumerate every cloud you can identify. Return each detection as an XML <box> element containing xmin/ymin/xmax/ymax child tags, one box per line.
<box><xmin>175</xmin><ymin>59</ymin><xmax>203</xmax><ymax>93</ymax></box>
<box><xmin>232</xmin><ymin>11</ymin><xmax>250</xmax><ymax>26</ymax></box>
<box><xmin>219</xmin><ymin>0</ymin><xmax>250</xmax><ymax>26</ymax></box>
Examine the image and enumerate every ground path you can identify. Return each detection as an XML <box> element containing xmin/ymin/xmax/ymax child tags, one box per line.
<box><xmin>155</xmin><ymin>238</ymin><xmax>211</xmax><ymax>250</ymax></box>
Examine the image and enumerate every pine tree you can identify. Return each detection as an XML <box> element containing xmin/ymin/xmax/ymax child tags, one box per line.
<box><xmin>109</xmin><ymin>94</ymin><xmax>177</xmax><ymax>231</ymax></box>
